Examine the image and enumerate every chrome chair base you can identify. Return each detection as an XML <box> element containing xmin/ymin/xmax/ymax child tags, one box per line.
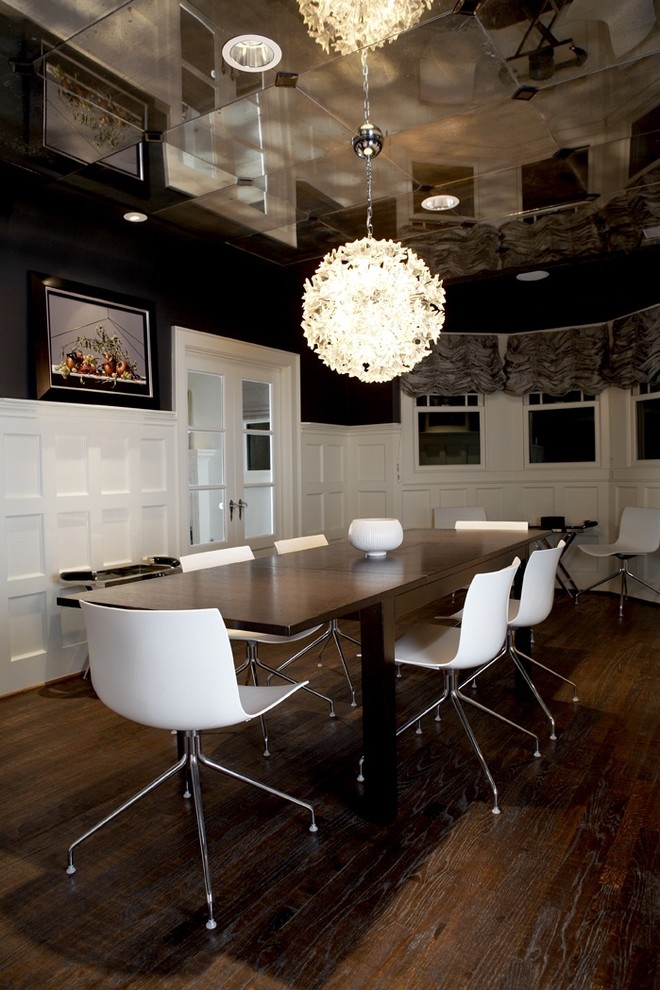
<box><xmin>358</xmin><ymin>668</ymin><xmax>541</xmax><ymax>814</ymax></box>
<box><xmin>273</xmin><ymin>618</ymin><xmax>359</xmax><ymax>706</ymax></box>
<box><xmin>461</xmin><ymin>630</ymin><xmax>579</xmax><ymax>740</ymax></box>
<box><xmin>66</xmin><ymin>730</ymin><xmax>317</xmax><ymax>931</ymax></box>
<box><xmin>237</xmin><ymin>642</ymin><xmax>336</xmax><ymax>756</ymax></box>
<box><xmin>576</xmin><ymin>555</ymin><xmax>659</xmax><ymax>617</ymax></box>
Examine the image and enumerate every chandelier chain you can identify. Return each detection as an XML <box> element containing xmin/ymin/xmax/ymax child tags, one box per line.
<box><xmin>362</xmin><ymin>49</ymin><xmax>373</xmax><ymax>239</ymax></box>
<box><xmin>365</xmin><ymin>156</ymin><xmax>373</xmax><ymax>239</ymax></box>
<box><xmin>361</xmin><ymin>49</ymin><xmax>371</xmax><ymax>122</ymax></box>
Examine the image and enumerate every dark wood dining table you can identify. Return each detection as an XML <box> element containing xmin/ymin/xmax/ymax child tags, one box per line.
<box><xmin>58</xmin><ymin>527</ymin><xmax>548</xmax><ymax>824</ymax></box>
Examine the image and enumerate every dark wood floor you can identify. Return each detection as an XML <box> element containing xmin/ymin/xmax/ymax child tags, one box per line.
<box><xmin>0</xmin><ymin>590</ymin><xmax>657</xmax><ymax>990</ymax></box>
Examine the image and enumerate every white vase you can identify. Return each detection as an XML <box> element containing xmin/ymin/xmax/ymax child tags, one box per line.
<box><xmin>348</xmin><ymin>518</ymin><xmax>404</xmax><ymax>558</ymax></box>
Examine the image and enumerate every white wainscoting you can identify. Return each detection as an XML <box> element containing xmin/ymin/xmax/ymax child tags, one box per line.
<box><xmin>300</xmin><ymin>424</ymin><xmax>400</xmax><ymax>540</ymax></box>
<box><xmin>301</xmin><ymin>388</ymin><xmax>660</xmax><ymax>605</ymax></box>
<box><xmin>0</xmin><ymin>399</ymin><xmax>178</xmax><ymax>695</ymax></box>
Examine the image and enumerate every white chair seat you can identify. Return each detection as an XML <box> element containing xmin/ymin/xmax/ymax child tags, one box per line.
<box><xmin>433</xmin><ymin>506</ymin><xmax>487</xmax><ymax>529</ymax></box>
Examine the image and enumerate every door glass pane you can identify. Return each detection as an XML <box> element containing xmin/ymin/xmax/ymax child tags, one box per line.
<box><xmin>244</xmin><ymin>434</ymin><xmax>271</xmax><ymax>477</ymax></box>
<box><xmin>242</xmin><ymin>380</ymin><xmax>271</xmax><ymax>430</ymax></box>
<box><xmin>243</xmin><ymin>486</ymin><xmax>273</xmax><ymax>539</ymax></box>
<box><xmin>241</xmin><ymin>378</ymin><xmax>274</xmax><ymax>539</ymax></box>
<box><xmin>188</xmin><ymin>431</ymin><xmax>224</xmax><ymax>485</ymax></box>
<box><xmin>188</xmin><ymin>371</ymin><xmax>223</xmax><ymax>428</ymax></box>
<box><xmin>190</xmin><ymin>490</ymin><xmax>226</xmax><ymax>545</ymax></box>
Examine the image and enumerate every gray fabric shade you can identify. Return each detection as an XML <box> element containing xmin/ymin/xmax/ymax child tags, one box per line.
<box><xmin>401</xmin><ymin>303</ymin><xmax>660</xmax><ymax>396</ymax></box>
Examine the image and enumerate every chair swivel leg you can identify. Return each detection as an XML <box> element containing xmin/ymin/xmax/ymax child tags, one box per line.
<box><xmin>510</xmin><ymin>634</ymin><xmax>579</xmax><ymax>706</ymax></box>
<box><xmin>66</xmin><ymin>741</ymin><xmax>220</xmax><ymax>930</ymax></box>
<box><xmin>198</xmin><ymin>750</ymin><xmax>317</xmax><ymax>833</ymax></box>
<box><xmin>235</xmin><ymin>650</ymin><xmax>271</xmax><ymax>756</ymax></box>
<box><xmin>253</xmin><ymin>650</ymin><xmax>337</xmax><ymax>719</ymax></box>
<box><xmin>273</xmin><ymin>618</ymin><xmax>358</xmax><ymax>706</ymax></box>
<box><xmin>66</xmin><ymin>751</ymin><xmax>188</xmax><ymax>878</ymax></box>
<box><xmin>357</xmin><ymin>684</ymin><xmax>449</xmax><ymax>782</ymax></box>
<box><xmin>450</xmin><ymin>672</ymin><xmax>541</xmax><ymax>815</ymax></box>
<box><xmin>575</xmin><ymin>556</ymin><xmax>659</xmax><ymax>617</ymax></box>
<box><xmin>187</xmin><ymin>741</ymin><xmax>218</xmax><ymax>929</ymax></box>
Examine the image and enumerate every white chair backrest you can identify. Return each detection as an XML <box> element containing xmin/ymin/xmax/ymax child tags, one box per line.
<box><xmin>452</xmin><ymin>558</ymin><xmax>520</xmax><ymax>669</ymax></box>
<box><xmin>455</xmin><ymin>520</ymin><xmax>528</xmax><ymax>531</ymax></box>
<box><xmin>616</xmin><ymin>506</ymin><xmax>660</xmax><ymax>553</ymax></box>
<box><xmin>274</xmin><ymin>534</ymin><xmax>328</xmax><ymax>554</ymax></box>
<box><xmin>80</xmin><ymin>602</ymin><xmax>246</xmax><ymax>732</ymax></box>
<box><xmin>433</xmin><ymin>506</ymin><xmax>487</xmax><ymax>529</ymax></box>
<box><xmin>509</xmin><ymin>542</ymin><xmax>564</xmax><ymax>629</ymax></box>
<box><xmin>179</xmin><ymin>545</ymin><xmax>254</xmax><ymax>571</ymax></box>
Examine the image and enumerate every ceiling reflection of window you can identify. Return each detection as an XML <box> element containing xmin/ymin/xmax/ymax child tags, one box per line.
<box><xmin>180</xmin><ymin>5</ymin><xmax>216</xmax><ymax>115</ymax></box>
<box><xmin>629</xmin><ymin>104</ymin><xmax>660</xmax><ymax>180</ymax></box>
<box><xmin>521</xmin><ymin>149</ymin><xmax>589</xmax><ymax>212</ymax></box>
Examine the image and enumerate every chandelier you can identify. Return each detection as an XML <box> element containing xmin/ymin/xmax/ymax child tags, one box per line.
<box><xmin>297</xmin><ymin>0</ymin><xmax>434</xmax><ymax>55</ymax></box>
<box><xmin>302</xmin><ymin>52</ymin><xmax>446</xmax><ymax>384</ymax></box>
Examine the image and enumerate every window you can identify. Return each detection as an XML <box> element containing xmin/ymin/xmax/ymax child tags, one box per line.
<box><xmin>180</xmin><ymin>5</ymin><xmax>216</xmax><ymax>115</ymax></box>
<box><xmin>634</xmin><ymin>384</ymin><xmax>660</xmax><ymax>460</ymax></box>
<box><xmin>415</xmin><ymin>394</ymin><xmax>482</xmax><ymax>466</ymax></box>
<box><xmin>526</xmin><ymin>391</ymin><xmax>596</xmax><ymax>463</ymax></box>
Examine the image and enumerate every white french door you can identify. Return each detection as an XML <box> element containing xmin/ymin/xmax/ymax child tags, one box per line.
<box><xmin>175</xmin><ymin>328</ymin><xmax>300</xmax><ymax>552</ymax></box>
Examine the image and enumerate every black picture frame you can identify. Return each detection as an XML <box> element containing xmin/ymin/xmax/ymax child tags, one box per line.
<box><xmin>30</xmin><ymin>273</ymin><xmax>159</xmax><ymax>408</ymax></box>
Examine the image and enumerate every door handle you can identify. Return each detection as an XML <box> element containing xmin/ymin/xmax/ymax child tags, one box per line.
<box><xmin>229</xmin><ymin>498</ymin><xmax>248</xmax><ymax>521</ymax></box>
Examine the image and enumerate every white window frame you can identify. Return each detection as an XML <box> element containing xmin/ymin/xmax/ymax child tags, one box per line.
<box><xmin>402</xmin><ymin>391</ymin><xmax>484</xmax><ymax>478</ymax></box>
<box><xmin>523</xmin><ymin>390</ymin><xmax>601</xmax><ymax>468</ymax></box>
<box><xmin>631</xmin><ymin>383</ymin><xmax>660</xmax><ymax>464</ymax></box>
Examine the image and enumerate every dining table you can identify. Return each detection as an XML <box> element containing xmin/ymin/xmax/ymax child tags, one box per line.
<box><xmin>58</xmin><ymin>527</ymin><xmax>549</xmax><ymax>824</ymax></box>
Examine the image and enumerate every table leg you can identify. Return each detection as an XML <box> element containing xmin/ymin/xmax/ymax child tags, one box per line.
<box><xmin>359</xmin><ymin>599</ymin><xmax>398</xmax><ymax>824</ymax></box>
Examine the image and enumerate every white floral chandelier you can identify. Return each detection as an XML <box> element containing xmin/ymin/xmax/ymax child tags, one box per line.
<box><xmin>302</xmin><ymin>51</ymin><xmax>445</xmax><ymax>384</ymax></box>
<box><xmin>297</xmin><ymin>0</ymin><xmax>434</xmax><ymax>55</ymax></box>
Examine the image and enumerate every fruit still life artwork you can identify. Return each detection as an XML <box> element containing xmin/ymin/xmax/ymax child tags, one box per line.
<box><xmin>53</xmin><ymin>325</ymin><xmax>146</xmax><ymax>387</ymax></box>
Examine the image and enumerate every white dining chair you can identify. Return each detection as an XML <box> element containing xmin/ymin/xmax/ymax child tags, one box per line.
<box><xmin>576</xmin><ymin>506</ymin><xmax>660</xmax><ymax>616</ymax></box>
<box><xmin>180</xmin><ymin>547</ymin><xmax>336</xmax><ymax>754</ymax></box>
<box><xmin>454</xmin><ymin>520</ymin><xmax>529</xmax><ymax>531</ymax></box>
<box><xmin>67</xmin><ymin>601</ymin><xmax>317</xmax><ymax>931</ymax></box>
<box><xmin>462</xmin><ymin>543</ymin><xmax>577</xmax><ymax>740</ymax></box>
<box><xmin>432</xmin><ymin>506</ymin><xmax>487</xmax><ymax>528</ymax></box>
<box><xmin>360</xmin><ymin>558</ymin><xmax>541</xmax><ymax>815</ymax></box>
<box><xmin>273</xmin><ymin>534</ymin><xmax>360</xmax><ymax>706</ymax></box>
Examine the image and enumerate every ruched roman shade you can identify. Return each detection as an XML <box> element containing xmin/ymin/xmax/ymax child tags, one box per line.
<box><xmin>401</xmin><ymin>304</ymin><xmax>660</xmax><ymax>397</ymax></box>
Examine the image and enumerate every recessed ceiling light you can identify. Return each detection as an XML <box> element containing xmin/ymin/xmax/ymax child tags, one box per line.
<box><xmin>421</xmin><ymin>194</ymin><xmax>460</xmax><ymax>211</ymax></box>
<box><xmin>123</xmin><ymin>211</ymin><xmax>148</xmax><ymax>223</ymax></box>
<box><xmin>222</xmin><ymin>35</ymin><xmax>282</xmax><ymax>73</ymax></box>
<box><xmin>516</xmin><ymin>270</ymin><xmax>549</xmax><ymax>281</ymax></box>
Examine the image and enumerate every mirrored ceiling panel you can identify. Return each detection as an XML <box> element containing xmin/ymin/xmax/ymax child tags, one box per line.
<box><xmin>0</xmin><ymin>0</ymin><xmax>658</xmax><ymax>273</ymax></box>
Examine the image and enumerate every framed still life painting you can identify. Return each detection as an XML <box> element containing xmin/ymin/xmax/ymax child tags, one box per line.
<box><xmin>30</xmin><ymin>272</ymin><xmax>159</xmax><ymax>408</ymax></box>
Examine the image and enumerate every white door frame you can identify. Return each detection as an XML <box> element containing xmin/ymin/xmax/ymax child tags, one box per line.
<box><xmin>174</xmin><ymin>327</ymin><xmax>301</xmax><ymax>552</ymax></box>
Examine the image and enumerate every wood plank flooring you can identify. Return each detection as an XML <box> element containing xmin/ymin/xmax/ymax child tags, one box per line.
<box><xmin>0</xmin><ymin>591</ymin><xmax>657</xmax><ymax>990</ymax></box>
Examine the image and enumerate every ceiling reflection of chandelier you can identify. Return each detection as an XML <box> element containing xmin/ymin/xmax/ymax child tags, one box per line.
<box><xmin>302</xmin><ymin>50</ymin><xmax>446</xmax><ymax>384</ymax></box>
<box><xmin>297</xmin><ymin>0</ymin><xmax>434</xmax><ymax>55</ymax></box>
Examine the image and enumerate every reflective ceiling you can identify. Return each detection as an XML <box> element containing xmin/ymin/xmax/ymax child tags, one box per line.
<box><xmin>1</xmin><ymin>0</ymin><xmax>659</xmax><ymax>289</ymax></box>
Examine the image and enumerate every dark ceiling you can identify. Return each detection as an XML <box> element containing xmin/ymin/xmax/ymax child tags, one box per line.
<box><xmin>1</xmin><ymin>0</ymin><xmax>660</xmax><ymax>332</ymax></box>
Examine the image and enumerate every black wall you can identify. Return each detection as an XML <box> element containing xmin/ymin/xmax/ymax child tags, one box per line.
<box><xmin>0</xmin><ymin>164</ymin><xmax>399</xmax><ymax>424</ymax></box>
